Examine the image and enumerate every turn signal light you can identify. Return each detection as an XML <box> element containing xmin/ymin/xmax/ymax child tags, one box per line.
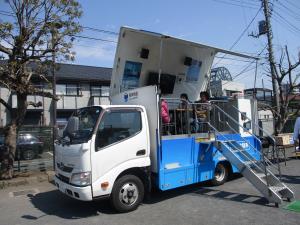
<box><xmin>101</xmin><ymin>182</ymin><xmax>109</xmax><ymax>189</ymax></box>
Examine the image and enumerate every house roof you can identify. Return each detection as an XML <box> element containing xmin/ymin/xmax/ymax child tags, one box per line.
<box><xmin>50</xmin><ymin>63</ymin><xmax>112</xmax><ymax>82</ymax></box>
<box><xmin>0</xmin><ymin>60</ymin><xmax>112</xmax><ymax>82</ymax></box>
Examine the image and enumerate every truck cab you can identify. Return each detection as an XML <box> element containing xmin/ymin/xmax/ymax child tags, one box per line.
<box><xmin>55</xmin><ymin>105</ymin><xmax>151</xmax><ymax>212</ymax></box>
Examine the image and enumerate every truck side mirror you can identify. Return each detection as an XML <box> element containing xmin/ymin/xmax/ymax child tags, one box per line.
<box><xmin>63</xmin><ymin>116</ymin><xmax>79</xmax><ymax>138</ymax></box>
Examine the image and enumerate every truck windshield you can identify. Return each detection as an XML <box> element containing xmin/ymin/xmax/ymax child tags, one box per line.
<box><xmin>63</xmin><ymin>106</ymin><xmax>102</xmax><ymax>144</ymax></box>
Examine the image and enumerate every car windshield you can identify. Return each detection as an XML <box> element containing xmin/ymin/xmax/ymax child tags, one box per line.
<box><xmin>63</xmin><ymin>106</ymin><xmax>102</xmax><ymax>144</ymax></box>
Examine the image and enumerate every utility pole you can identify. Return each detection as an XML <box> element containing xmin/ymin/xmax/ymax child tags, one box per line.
<box><xmin>51</xmin><ymin>29</ymin><xmax>57</xmax><ymax>169</ymax></box>
<box><xmin>261</xmin><ymin>0</ymin><xmax>280</xmax><ymax>131</ymax></box>
<box><xmin>50</xmin><ymin>22</ymin><xmax>62</xmax><ymax>169</ymax></box>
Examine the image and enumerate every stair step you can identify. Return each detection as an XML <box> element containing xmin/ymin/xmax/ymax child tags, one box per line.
<box><xmin>244</xmin><ymin>160</ymin><xmax>257</xmax><ymax>165</ymax></box>
<box><xmin>256</xmin><ymin>173</ymin><xmax>267</xmax><ymax>178</ymax></box>
<box><xmin>269</xmin><ymin>186</ymin><xmax>287</xmax><ymax>193</ymax></box>
<box><xmin>231</xmin><ymin>150</ymin><xmax>245</xmax><ymax>153</ymax></box>
<box><xmin>216</xmin><ymin>138</ymin><xmax>295</xmax><ymax>203</ymax></box>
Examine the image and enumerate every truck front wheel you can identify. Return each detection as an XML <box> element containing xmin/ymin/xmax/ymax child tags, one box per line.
<box><xmin>211</xmin><ymin>163</ymin><xmax>228</xmax><ymax>186</ymax></box>
<box><xmin>110</xmin><ymin>174</ymin><xmax>144</xmax><ymax>213</ymax></box>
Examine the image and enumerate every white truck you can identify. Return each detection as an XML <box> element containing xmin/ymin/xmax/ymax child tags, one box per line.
<box><xmin>54</xmin><ymin>27</ymin><xmax>294</xmax><ymax>212</ymax></box>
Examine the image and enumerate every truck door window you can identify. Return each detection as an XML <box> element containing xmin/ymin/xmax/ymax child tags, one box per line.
<box><xmin>96</xmin><ymin>110</ymin><xmax>142</xmax><ymax>150</ymax></box>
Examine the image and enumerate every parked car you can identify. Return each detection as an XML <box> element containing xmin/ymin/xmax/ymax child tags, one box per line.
<box><xmin>0</xmin><ymin>134</ymin><xmax>44</xmax><ymax>160</ymax></box>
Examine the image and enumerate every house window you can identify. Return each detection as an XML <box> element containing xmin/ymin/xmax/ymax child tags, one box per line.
<box><xmin>56</xmin><ymin>84</ymin><xmax>66</xmax><ymax>95</ymax></box>
<box><xmin>56</xmin><ymin>84</ymin><xmax>80</xmax><ymax>96</ymax></box>
<box><xmin>66</xmin><ymin>84</ymin><xmax>78</xmax><ymax>96</ymax></box>
<box><xmin>91</xmin><ymin>85</ymin><xmax>110</xmax><ymax>97</ymax></box>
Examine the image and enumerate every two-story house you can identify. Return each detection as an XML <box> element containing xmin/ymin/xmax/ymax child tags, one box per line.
<box><xmin>0</xmin><ymin>63</ymin><xmax>112</xmax><ymax>128</ymax></box>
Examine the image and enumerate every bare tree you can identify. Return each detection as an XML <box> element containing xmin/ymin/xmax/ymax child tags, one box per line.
<box><xmin>260</xmin><ymin>46</ymin><xmax>300</xmax><ymax>134</ymax></box>
<box><xmin>0</xmin><ymin>0</ymin><xmax>82</xmax><ymax>179</ymax></box>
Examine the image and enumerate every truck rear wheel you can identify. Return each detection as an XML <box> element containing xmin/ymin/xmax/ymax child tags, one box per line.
<box><xmin>211</xmin><ymin>163</ymin><xmax>228</xmax><ymax>186</ymax></box>
<box><xmin>110</xmin><ymin>174</ymin><xmax>144</xmax><ymax>213</ymax></box>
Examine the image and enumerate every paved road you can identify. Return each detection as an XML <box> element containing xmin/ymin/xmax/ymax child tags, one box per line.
<box><xmin>0</xmin><ymin>158</ymin><xmax>300</xmax><ymax>225</ymax></box>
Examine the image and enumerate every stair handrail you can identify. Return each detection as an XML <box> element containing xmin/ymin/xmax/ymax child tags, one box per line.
<box><xmin>211</xmin><ymin>103</ymin><xmax>281</xmax><ymax>176</ymax></box>
<box><xmin>230</xmin><ymin>105</ymin><xmax>276</xmax><ymax>145</ymax></box>
<box><xmin>230</xmin><ymin>104</ymin><xmax>281</xmax><ymax>178</ymax></box>
<box><xmin>224</xmin><ymin>121</ymin><xmax>273</xmax><ymax>183</ymax></box>
<box><xmin>207</xmin><ymin>123</ymin><xmax>271</xmax><ymax>185</ymax></box>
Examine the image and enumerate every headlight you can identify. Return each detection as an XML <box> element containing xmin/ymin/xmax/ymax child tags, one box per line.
<box><xmin>70</xmin><ymin>171</ymin><xmax>91</xmax><ymax>186</ymax></box>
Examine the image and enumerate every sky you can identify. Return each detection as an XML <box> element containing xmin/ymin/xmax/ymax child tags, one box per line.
<box><xmin>1</xmin><ymin>0</ymin><xmax>300</xmax><ymax>89</ymax></box>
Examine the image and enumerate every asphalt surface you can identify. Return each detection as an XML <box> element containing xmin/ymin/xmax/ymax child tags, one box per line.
<box><xmin>0</xmin><ymin>155</ymin><xmax>299</xmax><ymax>225</ymax></box>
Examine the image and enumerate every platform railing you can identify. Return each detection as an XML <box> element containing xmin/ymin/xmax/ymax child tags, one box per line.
<box><xmin>211</xmin><ymin>103</ymin><xmax>281</xmax><ymax>178</ymax></box>
<box><xmin>160</xmin><ymin>98</ymin><xmax>281</xmax><ymax>179</ymax></box>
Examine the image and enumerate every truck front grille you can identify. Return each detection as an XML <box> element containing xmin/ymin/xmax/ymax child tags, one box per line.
<box><xmin>57</xmin><ymin>174</ymin><xmax>70</xmax><ymax>184</ymax></box>
<box><xmin>57</xmin><ymin>163</ymin><xmax>73</xmax><ymax>173</ymax></box>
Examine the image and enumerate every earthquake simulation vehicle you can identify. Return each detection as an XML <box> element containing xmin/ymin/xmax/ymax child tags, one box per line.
<box><xmin>54</xmin><ymin>27</ymin><xmax>294</xmax><ymax>212</ymax></box>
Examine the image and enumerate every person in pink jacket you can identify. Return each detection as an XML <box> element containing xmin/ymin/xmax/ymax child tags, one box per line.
<box><xmin>161</xmin><ymin>99</ymin><xmax>170</xmax><ymax>124</ymax></box>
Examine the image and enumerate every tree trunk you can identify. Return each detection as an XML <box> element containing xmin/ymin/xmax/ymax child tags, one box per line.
<box><xmin>0</xmin><ymin>123</ymin><xmax>17</xmax><ymax>179</ymax></box>
<box><xmin>0</xmin><ymin>93</ymin><xmax>27</xmax><ymax>179</ymax></box>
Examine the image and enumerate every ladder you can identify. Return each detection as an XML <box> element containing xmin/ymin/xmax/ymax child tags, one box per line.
<box><xmin>215</xmin><ymin>139</ymin><xmax>294</xmax><ymax>206</ymax></box>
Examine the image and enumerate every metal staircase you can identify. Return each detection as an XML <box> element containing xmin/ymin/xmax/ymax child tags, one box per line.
<box><xmin>214</xmin><ymin>139</ymin><xmax>294</xmax><ymax>206</ymax></box>
<box><xmin>207</xmin><ymin>103</ymin><xmax>295</xmax><ymax>206</ymax></box>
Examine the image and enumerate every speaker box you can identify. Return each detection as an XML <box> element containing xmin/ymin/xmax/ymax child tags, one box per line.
<box><xmin>140</xmin><ymin>48</ymin><xmax>149</xmax><ymax>59</ymax></box>
<box><xmin>184</xmin><ymin>57</ymin><xmax>192</xmax><ymax>66</ymax></box>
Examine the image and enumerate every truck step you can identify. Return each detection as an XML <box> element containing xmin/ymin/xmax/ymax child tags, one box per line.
<box><xmin>269</xmin><ymin>186</ymin><xmax>287</xmax><ymax>193</ymax></box>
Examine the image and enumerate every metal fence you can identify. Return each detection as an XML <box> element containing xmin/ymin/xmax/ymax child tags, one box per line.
<box><xmin>0</xmin><ymin>126</ymin><xmax>53</xmax><ymax>172</ymax></box>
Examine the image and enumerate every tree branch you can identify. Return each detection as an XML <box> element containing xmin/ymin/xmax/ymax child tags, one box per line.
<box><xmin>26</xmin><ymin>101</ymin><xmax>42</xmax><ymax>107</ymax></box>
<box><xmin>0</xmin><ymin>98</ymin><xmax>12</xmax><ymax>112</ymax></box>
<box><xmin>33</xmin><ymin>91</ymin><xmax>59</xmax><ymax>100</ymax></box>
<box><xmin>0</xmin><ymin>44</ymin><xmax>12</xmax><ymax>56</ymax></box>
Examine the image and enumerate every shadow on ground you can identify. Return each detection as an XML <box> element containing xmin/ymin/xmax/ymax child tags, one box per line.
<box><xmin>280</xmin><ymin>174</ymin><xmax>300</xmax><ymax>185</ymax></box>
<box><xmin>24</xmin><ymin>183</ymin><xmax>115</xmax><ymax>220</ymax></box>
<box><xmin>24</xmin><ymin>174</ymin><xmax>274</xmax><ymax>220</ymax></box>
<box><xmin>145</xmin><ymin>174</ymin><xmax>271</xmax><ymax>207</ymax></box>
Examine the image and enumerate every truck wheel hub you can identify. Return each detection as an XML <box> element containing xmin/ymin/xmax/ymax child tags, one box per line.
<box><xmin>119</xmin><ymin>183</ymin><xmax>138</xmax><ymax>205</ymax></box>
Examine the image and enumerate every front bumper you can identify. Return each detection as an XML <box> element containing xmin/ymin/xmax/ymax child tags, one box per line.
<box><xmin>54</xmin><ymin>175</ymin><xmax>93</xmax><ymax>201</ymax></box>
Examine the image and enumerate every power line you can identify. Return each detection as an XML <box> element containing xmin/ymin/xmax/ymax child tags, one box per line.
<box><xmin>272</xmin><ymin>14</ymin><xmax>300</xmax><ymax>38</ymax></box>
<box><xmin>211</xmin><ymin>0</ymin><xmax>259</xmax><ymax>9</ymax></box>
<box><xmin>221</xmin><ymin>44</ymin><xmax>267</xmax><ymax>86</ymax></box>
<box><xmin>222</xmin><ymin>0</ymin><xmax>261</xmax><ymax>8</ymax></box>
<box><xmin>213</xmin><ymin>6</ymin><xmax>262</xmax><ymax>67</ymax></box>
<box><xmin>0</xmin><ymin>10</ymin><xmax>119</xmax><ymax>37</ymax></box>
<box><xmin>70</xmin><ymin>35</ymin><xmax>117</xmax><ymax>43</ymax></box>
<box><xmin>271</xmin><ymin>2</ymin><xmax>300</xmax><ymax>37</ymax></box>
<box><xmin>285</xmin><ymin>0</ymin><xmax>300</xmax><ymax>11</ymax></box>
<box><xmin>82</xmin><ymin>26</ymin><xmax>119</xmax><ymax>35</ymax></box>
<box><xmin>275</xmin><ymin>1</ymin><xmax>300</xmax><ymax>21</ymax></box>
<box><xmin>273</xmin><ymin>11</ymin><xmax>300</xmax><ymax>34</ymax></box>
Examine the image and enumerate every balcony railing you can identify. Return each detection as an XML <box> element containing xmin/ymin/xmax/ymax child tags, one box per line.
<box><xmin>57</xmin><ymin>96</ymin><xmax>91</xmax><ymax>110</ymax></box>
<box><xmin>12</xmin><ymin>95</ymin><xmax>43</xmax><ymax>110</ymax></box>
<box><xmin>89</xmin><ymin>96</ymin><xmax>110</xmax><ymax>106</ymax></box>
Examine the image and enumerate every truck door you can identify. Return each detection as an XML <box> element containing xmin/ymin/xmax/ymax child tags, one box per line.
<box><xmin>91</xmin><ymin>107</ymin><xmax>150</xmax><ymax>197</ymax></box>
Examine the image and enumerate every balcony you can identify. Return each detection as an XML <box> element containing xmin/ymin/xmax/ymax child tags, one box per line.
<box><xmin>12</xmin><ymin>95</ymin><xmax>43</xmax><ymax>110</ymax></box>
<box><xmin>89</xmin><ymin>96</ymin><xmax>110</xmax><ymax>106</ymax></box>
<box><xmin>57</xmin><ymin>96</ymin><xmax>90</xmax><ymax>110</ymax></box>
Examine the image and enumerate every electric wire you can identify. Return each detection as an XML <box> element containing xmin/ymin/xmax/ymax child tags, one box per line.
<box><xmin>211</xmin><ymin>0</ymin><xmax>259</xmax><ymax>9</ymax></box>
<box><xmin>213</xmin><ymin>6</ymin><xmax>262</xmax><ymax>67</ymax></box>
<box><xmin>220</xmin><ymin>44</ymin><xmax>267</xmax><ymax>86</ymax></box>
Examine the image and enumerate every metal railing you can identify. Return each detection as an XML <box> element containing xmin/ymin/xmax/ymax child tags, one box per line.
<box><xmin>160</xmin><ymin>98</ymin><xmax>281</xmax><ymax>181</ymax></box>
<box><xmin>230</xmin><ymin>104</ymin><xmax>281</xmax><ymax>177</ymax></box>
